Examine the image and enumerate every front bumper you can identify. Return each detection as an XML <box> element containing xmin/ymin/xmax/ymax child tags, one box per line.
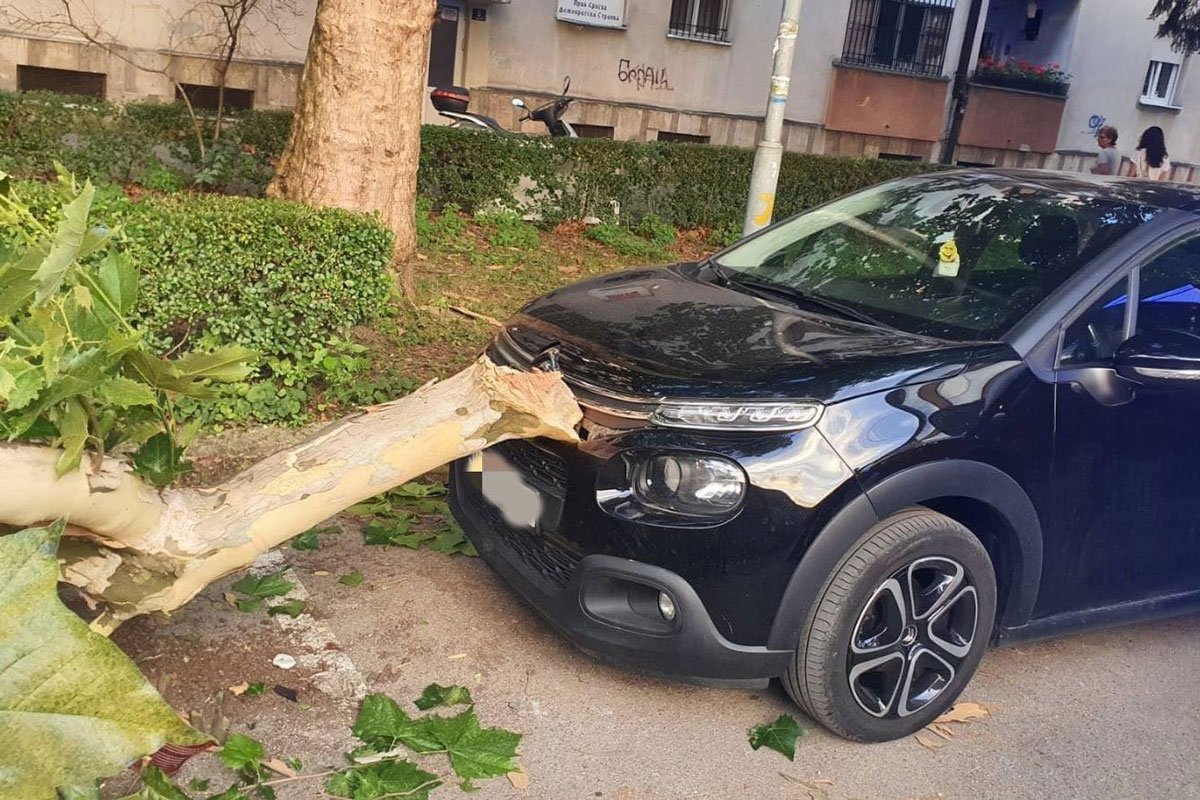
<box><xmin>450</xmin><ymin>457</ymin><xmax>792</xmax><ymax>687</ymax></box>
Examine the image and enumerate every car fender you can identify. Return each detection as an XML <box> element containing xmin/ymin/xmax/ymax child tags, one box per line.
<box><xmin>765</xmin><ymin>459</ymin><xmax>1042</xmax><ymax>651</ymax></box>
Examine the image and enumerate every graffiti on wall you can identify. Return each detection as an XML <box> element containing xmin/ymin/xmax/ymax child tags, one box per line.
<box><xmin>1084</xmin><ymin>114</ymin><xmax>1107</xmax><ymax>136</ymax></box>
<box><xmin>617</xmin><ymin>59</ymin><xmax>674</xmax><ymax>91</ymax></box>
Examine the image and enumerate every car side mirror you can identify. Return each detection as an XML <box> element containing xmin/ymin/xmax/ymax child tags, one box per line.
<box><xmin>1113</xmin><ymin>329</ymin><xmax>1200</xmax><ymax>387</ymax></box>
<box><xmin>511</xmin><ymin>98</ymin><xmax>526</xmax><ymax>108</ymax></box>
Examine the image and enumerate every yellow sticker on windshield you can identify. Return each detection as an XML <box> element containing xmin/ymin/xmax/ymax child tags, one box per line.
<box><xmin>937</xmin><ymin>240</ymin><xmax>961</xmax><ymax>277</ymax></box>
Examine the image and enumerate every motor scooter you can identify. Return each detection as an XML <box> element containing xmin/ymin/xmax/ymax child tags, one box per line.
<box><xmin>430</xmin><ymin>76</ymin><xmax>577</xmax><ymax>137</ymax></box>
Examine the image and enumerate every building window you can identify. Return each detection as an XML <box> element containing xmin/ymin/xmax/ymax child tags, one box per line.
<box><xmin>175</xmin><ymin>83</ymin><xmax>255</xmax><ymax>112</ymax></box>
<box><xmin>841</xmin><ymin>0</ymin><xmax>955</xmax><ymax>77</ymax></box>
<box><xmin>1141</xmin><ymin>60</ymin><xmax>1181</xmax><ymax>107</ymax></box>
<box><xmin>17</xmin><ymin>65</ymin><xmax>106</xmax><ymax>98</ymax></box>
<box><xmin>668</xmin><ymin>0</ymin><xmax>731</xmax><ymax>43</ymax></box>
<box><xmin>573</xmin><ymin>124</ymin><xmax>615</xmax><ymax>139</ymax></box>
<box><xmin>658</xmin><ymin>131</ymin><xmax>710</xmax><ymax>144</ymax></box>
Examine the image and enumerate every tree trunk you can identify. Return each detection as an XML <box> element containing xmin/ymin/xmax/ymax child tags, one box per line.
<box><xmin>266</xmin><ymin>0</ymin><xmax>433</xmax><ymax>260</ymax></box>
<box><xmin>0</xmin><ymin>358</ymin><xmax>580</xmax><ymax>629</ymax></box>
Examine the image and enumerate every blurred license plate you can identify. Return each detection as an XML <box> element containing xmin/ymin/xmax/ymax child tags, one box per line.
<box><xmin>466</xmin><ymin>449</ymin><xmax>544</xmax><ymax>530</ymax></box>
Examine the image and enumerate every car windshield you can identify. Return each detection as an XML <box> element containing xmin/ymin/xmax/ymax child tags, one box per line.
<box><xmin>714</xmin><ymin>174</ymin><xmax>1162</xmax><ymax>340</ymax></box>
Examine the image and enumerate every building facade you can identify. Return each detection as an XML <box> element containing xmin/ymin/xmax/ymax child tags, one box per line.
<box><xmin>1</xmin><ymin>0</ymin><xmax>1196</xmax><ymax>179</ymax></box>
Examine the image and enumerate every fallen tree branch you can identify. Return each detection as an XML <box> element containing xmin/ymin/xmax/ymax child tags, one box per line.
<box><xmin>447</xmin><ymin>305</ymin><xmax>504</xmax><ymax>328</ymax></box>
<box><xmin>0</xmin><ymin>357</ymin><xmax>580</xmax><ymax>626</ymax></box>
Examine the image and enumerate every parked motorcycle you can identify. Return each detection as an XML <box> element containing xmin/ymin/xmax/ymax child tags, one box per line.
<box><xmin>430</xmin><ymin>76</ymin><xmax>578</xmax><ymax>138</ymax></box>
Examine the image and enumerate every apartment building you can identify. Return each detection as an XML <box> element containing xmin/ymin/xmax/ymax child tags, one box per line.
<box><xmin>1</xmin><ymin>0</ymin><xmax>1195</xmax><ymax>178</ymax></box>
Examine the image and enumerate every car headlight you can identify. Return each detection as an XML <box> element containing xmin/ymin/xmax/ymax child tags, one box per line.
<box><xmin>650</xmin><ymin>401</ymin><xmax>822</xmax><ymax>432</ymax></box>
<box><xmin>633</xmin><ymin>454</ymin><xmax>746</xmax><ymax>516</ymax></box>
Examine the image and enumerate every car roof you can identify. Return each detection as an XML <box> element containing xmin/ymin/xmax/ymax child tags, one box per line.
<box><xmin>917</xmin><ymin>168</ymin><xmax>1200</xmax><ymax>215</ymax></box>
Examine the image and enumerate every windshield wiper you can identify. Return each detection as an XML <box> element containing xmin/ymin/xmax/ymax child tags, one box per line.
<box><xmin>721</xmin><ymin>273</ymin><xmax>896</xmax><ymax>331</ymax></box>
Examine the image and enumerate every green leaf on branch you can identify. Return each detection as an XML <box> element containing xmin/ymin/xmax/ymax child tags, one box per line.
<box><xmin>351</xmin><ymin>694</ymin><xmax>442</xmax><ymax>754</ymax></box>
<box><xmin>219</xmin><ymin>733</ymin><xmax>265</xmax><ymax>773</ymax></box>
<box><xmin>54</xmin><ymin>398</ymin><xmax>88</xmax><ymax>477</ymax></box>
<box><xmin>427</xmin><ymin>708</ymin><xmax>521</xmax><ymax>781</ymax></box>
<box><xmin>171</xmin><ymin>346</ymin><xmax>257</xmax><ymax>384</ymax></box>
<box><xmin>291</xmin><ymin>525</ymin><xmax>337</xmax><ymax>551</ymax></box>
<box><xmin>747</xmin><ymin>714</ymin><xmax>806</xmax><ymax>760</ymax></box>
<box><xmin>97</xmin><ymin>376</ymin><xmax>157</xmax><ymax>408</ymax></box>
<box><xmin>231</xmin><ymin>570</ymin><xmax>293</xmax><ymax>600</ymax></box>
<box><xmin>33</xmin><ymin>181</ymin><xmax>94</xmax><ymax>305</ymax></box>
<box><xmin>118</xmin><ymin>766</ymin><xmax>193</xmax><ymax>800</ymax></box>
<box><xmin>132</xmin><ymin>432</ymin><xmax>193</xmax><ymax>487</ymax></box>
<box><xmin>267</xmin><ymin>599</ymin><xmax>307</xmax><ymax>618</ymax></box>
<box><xmin>0</xmin><ymin>524</ymin><xmax>207</xmax><ymax>799</ymax></box>
<box><xmin>325</xmin><ymin>760</ymin><xmax>441</xmax><ymax>800</ymax></box>
<box><xmin>414</xmin><ymin>683</ymin><xmax>473</xmax><ymax>711</ymax></box>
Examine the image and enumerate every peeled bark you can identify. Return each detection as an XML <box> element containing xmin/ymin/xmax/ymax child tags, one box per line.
<box><xmin>0</xmin><ymin>358</ymin><xmax>580</xmax><ymax>628</ymax></box>
<box><xmin>266</xmin><ymin>0</ymin><xmax>434</xmax><ymax>259</ymax></box>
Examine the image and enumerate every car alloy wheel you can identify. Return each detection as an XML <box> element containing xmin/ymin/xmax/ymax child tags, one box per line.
<box><xmin>847</xmin><ymin>557</ymin><xmax>979</xmax><ymax>719</ymax></box>
<box><xmin>783</xmin><ymin>509</ymin><xmax>996</xmax><ymax>742</ymax></box>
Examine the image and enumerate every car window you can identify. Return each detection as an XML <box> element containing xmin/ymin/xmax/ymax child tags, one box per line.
<box><xmin>715</xmin><ymin>174</ymin><xmax>1160</xmax><ymax>341</ymax></box>
<box><xmin>1136</xmin><ymin>237</ymin><xmax>1200</xmax><ymax>336</ymax></box>
<box><xmin>1060</xmin><ymin>278</ymin><xmax>1129</xmax><ymax>366</ymax></box>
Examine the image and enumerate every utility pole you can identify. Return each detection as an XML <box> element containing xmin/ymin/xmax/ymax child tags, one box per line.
<box><xmin>742</xmin><ymin>0</ymin><xmax>804</xmax><ymax>237</ymax></box>
<box><xmin>940</xmin><ymin>0</ymin><xmax>987</xmax><ymax>165</ymax></box>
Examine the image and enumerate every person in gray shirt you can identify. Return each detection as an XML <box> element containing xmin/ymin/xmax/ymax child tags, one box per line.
<box><xmin>1091</xmin><ymin>126</ymin><xmax>1120</xmax><ymax>175</ymax></box>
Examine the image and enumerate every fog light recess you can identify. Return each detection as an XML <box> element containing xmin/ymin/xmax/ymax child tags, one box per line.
<box><xmin>658</xmin><ymin>591</ymin><xmax>677</xmax><ymax>622</ymax></box>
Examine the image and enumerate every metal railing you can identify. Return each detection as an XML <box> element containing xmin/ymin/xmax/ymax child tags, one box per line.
<box><xmin>668</xmin><ymin>0</ymin><xmax>731</xmax><ymax>43</ymax></box>
<box><xmin>841</xmin><ymin>0</ymin><xmax>955</xmax><ymax>76</ymax></box>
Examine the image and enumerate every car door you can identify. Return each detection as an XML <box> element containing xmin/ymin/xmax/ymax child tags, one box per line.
<box><xmin>1042</xmin><ymin>234</ymin><xmax>1200</xmax><ymax>615</ymax></box>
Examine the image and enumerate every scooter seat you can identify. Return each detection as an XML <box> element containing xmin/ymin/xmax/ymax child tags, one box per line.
<box><xmin>472</xmin><ymin>114</ymin><xmax>504</xmax><ymax>131</ymax></box>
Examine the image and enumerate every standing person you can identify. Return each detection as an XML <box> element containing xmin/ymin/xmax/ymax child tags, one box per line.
<box><xmin>1130</xmin><ymin>126</ymin><xmax>1172</xmax><ymax>181</ymax></box>
<box><xmin>1090</xmin><ymin>126</ymin><xmax>1120</xmax><ymax>175</ymax></box>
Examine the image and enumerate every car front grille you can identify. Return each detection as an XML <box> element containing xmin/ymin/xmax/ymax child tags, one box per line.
<box><xmin>463</xmin><ymin>439</ymin><xmax>580</xmax><ymax>592</ymax></box>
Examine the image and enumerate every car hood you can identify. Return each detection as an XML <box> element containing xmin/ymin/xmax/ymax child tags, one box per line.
<box><xmin>498</xmin><ymin>264</ymin><xmax>977</xmax><ymax>404</ymax></box>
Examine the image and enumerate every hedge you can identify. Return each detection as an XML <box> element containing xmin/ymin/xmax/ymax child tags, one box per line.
<box><xmin>0</xmin><ymin>90</ymin><xmax>936</xmax><ymax>230</ymax></box>
<box><xmin>7</xmin><ymin>180</ymin><xmax>394</xmax><ymax>371</ymax></box>
<box><xmin>418</xmin><ymin>126</ymin><xmax>935</xmax><ymax>231</ymax></box>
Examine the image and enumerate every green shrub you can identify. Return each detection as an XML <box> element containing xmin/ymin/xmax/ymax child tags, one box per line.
<box><xmin>1</xmin><ymin>91</ymin><xmax>938</xmax><ymax>230</ymax></box>
<box><xmin>633</xmin><ymin>212</ymin><xmax>676</xmax><ymax>249</ymax></box>
<box><xmin>416</xmin><ymin>200</ymin><xmax>469</xmax><ymax>250</ymax></box>
<box><xmin>474</xmin><ymin>209</ymin><xmax>540</xmax><ymax>250</ymax></box>
<box><xmin>5</xmin><ymin>179</ymin><xmax>395</xmax><ymax>424</ymax></box>
<box><xmin>417</xmin><ymin>128</ymin><xmax>939</xmax><ymax>231</ymax></box>
<box><xmin>136</xmin><ymin>158</ymin><xmax>185</xmax><ymax>193</ymax></box>
<box><xmin>585</xmin><ymin>222</ymin><xmax>664</xmax><ymax>259</ymax></box>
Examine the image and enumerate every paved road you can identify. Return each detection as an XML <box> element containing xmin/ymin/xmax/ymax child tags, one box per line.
<box><xmin>116</xmin><ymin>526</ymin><xmax>1200</xmax><ymax>800</ymax></box>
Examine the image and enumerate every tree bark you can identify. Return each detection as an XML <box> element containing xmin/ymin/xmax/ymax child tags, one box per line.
<box><xmin>0</xmin><ymin>358</ymin><xmax>580</xmax><ymax>628</ymax></box>
<box><xmin>266</xmin><ymin>0</ymin><xmax>433</xmax><ymax>260</ymax></box>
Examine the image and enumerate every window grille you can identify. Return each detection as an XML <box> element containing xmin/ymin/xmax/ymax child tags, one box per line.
<box><xmin>841</xmin><ymin>0</ymin><xmax>955</xmax><ymax>76</ymax></box>
<box><xmin>669</xmin><ymin>0</ymin><xmax>731</xmax><ymax>43</ymax></box>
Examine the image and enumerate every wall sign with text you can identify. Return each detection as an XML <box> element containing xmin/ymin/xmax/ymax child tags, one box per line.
<box><xmin>556</xmin><ymin>0</ymin><xmax>627</xmax><ymax>29</ymax></box>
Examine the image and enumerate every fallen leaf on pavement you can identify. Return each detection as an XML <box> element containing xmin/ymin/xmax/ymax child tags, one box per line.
<box><xmin>448</xmin><ymin>652</ymin><xmax>468</xmax><ymax>660</ymax></box>
<box><xmin>935</xmin><ymin>702</ymin><xmax>990</xmax><ymax>724</ymax></box>
<box><xmin>508</xmin><ymin>770</ymin><xmax>530</xmax><ymax>790</ymax></box>
<box><xmin>915</xmin><ymin>734</ymin><xmax>944</xmax><ymax>751</ymax></box>
<box><xmin>228</xmin><ymin>682</ymin><xmax>249</xmax><ymax>696</ymax></box>
<box><xmin>223</xmin><ymin>592</ymin><xmax>238</xmax><ymax>607</ymax></box>
<box><xmin>779</xmin><ymin>773</ymin><xmax>831</xmax><ymax>799</ymax></box>
<box><xmin>313</xmin><ymin>570</ymin><xmax>331</xmax><ymax>576</ymax></box>
<box><xmin>263</xmin><ymin>758</ymin><xmax>297</xmax><ymax>778</ymax></box>
<box><xmin>748</xmin><ymin>714</ymin><xmax>806</xmax><ymax>760</ymax></box>
<box><xmin>928</xmin><ymin>723</ymin><xmax>954</xmax><ymax>741</ymax></box>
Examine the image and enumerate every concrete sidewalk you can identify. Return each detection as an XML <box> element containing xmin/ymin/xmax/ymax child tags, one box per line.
<box><xmin>113</xmin><ymin>523</ymin><xmax>1200</xmax><ymax>799</ymax></box>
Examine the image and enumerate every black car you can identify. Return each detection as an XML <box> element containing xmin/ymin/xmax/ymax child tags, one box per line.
<box><xmin>450</xmin><ymin>170</ymin><xmax>1200</xmax><ymax>742</ymax></box>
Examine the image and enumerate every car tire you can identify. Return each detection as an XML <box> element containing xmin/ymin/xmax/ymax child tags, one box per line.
<box><xmin>783</xmin><ymin>508</ymin><xmax>996</xmax><ymax>742</ymax></box>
